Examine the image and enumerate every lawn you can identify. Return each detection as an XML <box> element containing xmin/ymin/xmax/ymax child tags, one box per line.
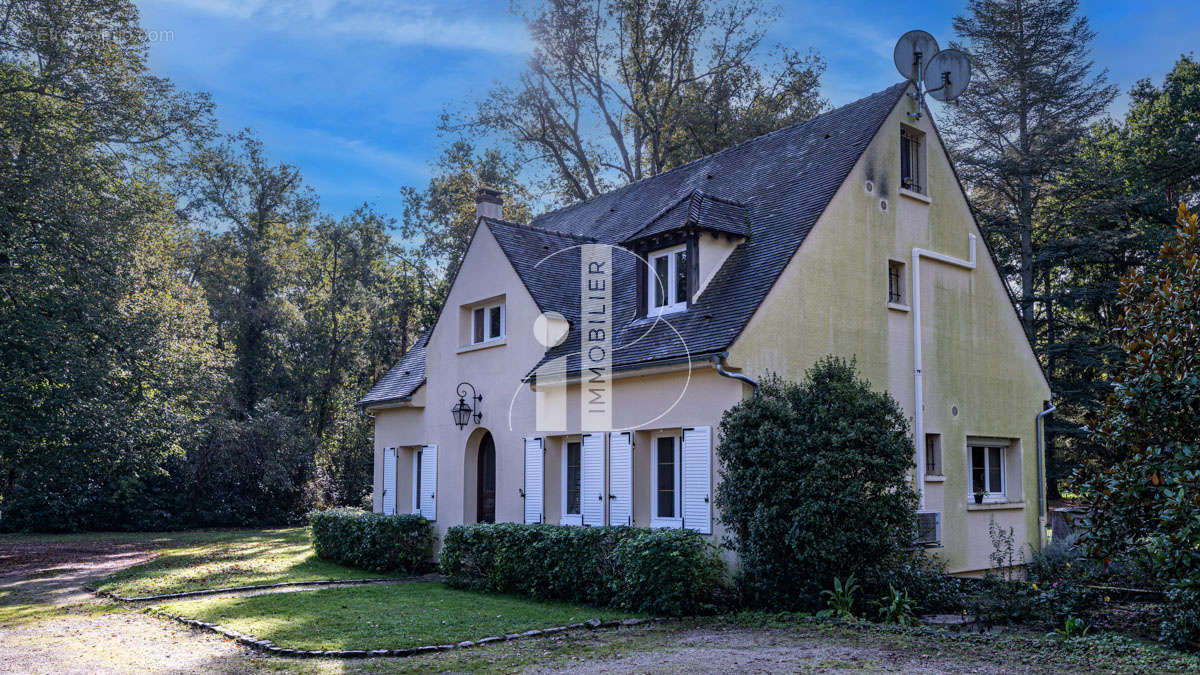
<box><xmin>155</xmin><ymin>582</ymin><xmax>642</xmax><ymax>651</ymax></box>
<box><xmin>95</xmin><ymin>528</ymin><xmax>382</xmax><ymax>598</ymax></box>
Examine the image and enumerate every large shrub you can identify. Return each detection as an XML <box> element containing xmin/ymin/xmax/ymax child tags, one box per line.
<box><xmin>1075</xmin><ymin>206</ymin><xmax>1200</xmax><ymax>650</ymax></box>
<box><xmin>715</xmin><ymin>357</ymin><xmax>919</xmax><ymax>610</ymax></box>
<box><xmin>440</xmin><ymin>523</ymin><xmax>727</xmax><ymax>616</ymax></box>
<box><xmin>309</xmin><ymin>508</ymin><xmax>435</xmax><ymax>574</ymax></box>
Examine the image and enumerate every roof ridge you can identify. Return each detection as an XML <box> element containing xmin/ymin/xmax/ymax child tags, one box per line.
<box><xmin>532</xmin><ymin>81</ymin><xmax>910</xmax><ymax>227</ymax></box>
<box><xmin>485</xmin><ymin>216</ymin><xmax>597</xmax><ymax>243</ymax></box>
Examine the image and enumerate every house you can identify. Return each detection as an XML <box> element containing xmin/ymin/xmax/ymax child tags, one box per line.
<box><xmin>359</xmin><ymin>81</ymin><xmax>1051</xmax><ymax>575</ymax></box>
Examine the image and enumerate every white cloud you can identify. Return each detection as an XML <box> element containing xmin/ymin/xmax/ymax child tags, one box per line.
<box><xmin>146</xmin><ymin>0</ymin><xmax>530</xmax><ymax>54</ymax></box>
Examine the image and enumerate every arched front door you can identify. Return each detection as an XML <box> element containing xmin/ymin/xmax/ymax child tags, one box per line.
<box><xmin>477</xmin><ymin>432</ymin><xmax>496</xmax><ymax>523</ymax></box>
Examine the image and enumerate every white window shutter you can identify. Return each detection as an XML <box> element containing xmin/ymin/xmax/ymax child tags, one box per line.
<box><xmin>381</xmin><ymin>447</ymin><xmax>397</xmax><ymax>515</ymax></box>
<box><xmin>420</xmin><ymin>444</ymin><xmax>437</xmax><ymax>521</ymax></box>
<box><xmin>523</xmin><ymin>437</ymin><xmax>544</xmax><ymax>524</ymax></box>
<box><xmin>608</xmin><ymin>432</ymin><xmax>633</xmax><ymax>526</ymax></box>
<box><xmin>581</xmin><ymin>433</ymin><xmax>606</xmax><ymax>526</ymax></box>
<box><xmin>682</xmin><ymin>426</ymin><xmax>712</xmax><ymax>534</ymax></box>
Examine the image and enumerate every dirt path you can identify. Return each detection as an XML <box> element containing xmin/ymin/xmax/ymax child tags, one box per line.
<box><xmin>524</xmin><ymin>625</ymin><xmax>1003</xmax><ymax>674</ymax></box>
<box><xmin>0</xmin><ymin>540</ymin><xmax>255</xmax><ymax>674</ymax></box>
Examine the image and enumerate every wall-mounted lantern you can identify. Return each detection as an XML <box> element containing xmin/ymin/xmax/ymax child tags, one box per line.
<box><xmin>451</xmin><ymin>382</ymin><xmax>483</xmax><ymax>429</ymax></box>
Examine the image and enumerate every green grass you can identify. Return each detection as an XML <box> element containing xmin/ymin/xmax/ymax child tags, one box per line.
<box><xmin>156</xmin><ymin>582</ymin><xmax>642</xmax><ymax>651</ymax></box>
<box><xmin>96</xmin><ymin>528</ymin><xmax>381</xmax><ymax>597</ymax></box>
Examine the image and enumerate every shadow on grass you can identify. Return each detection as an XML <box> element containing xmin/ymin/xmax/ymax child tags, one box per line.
<box><xmin>157</xmin><ymin>583</ymin><xmax>642</xmax><ymax>652</ymax></box>
<box><xmin>97</xmin><ymin>528</ymin><xmax>379</xmax><ymax>597</ymax></box>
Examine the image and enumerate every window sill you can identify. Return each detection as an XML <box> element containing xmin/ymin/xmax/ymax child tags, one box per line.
<box><xmin>925</xmin><ymin>474</ymin><xmax>946</xmax><ymax>483</ymax></box>
<box><xmin>899</xmin><ymin>187</ymin><xmax>931</xmax><ymax>204</ymax></box>
<box><xmin>457</xmin><ymin>338</ymin><xmax>507</xmax><ymax>354</ymax></box>
<box><xmin>650</xmin><ymin>517</ymin><xmax>682</xmax><ymax>529</ymax></box>
<box><xmin>887</xmin><ymin>302</ymin><xmax>911</xmax><ymax>312</ymax></box>
<box><xmin>967</xmin><ymin>500</ymin><xmax>1026</xmax><ymax>511</ymax></box>
<box><xmin>648</xmin><ymin>304</ymin><xmax>687</xmax><ymax>318</ymax></box>
<box><xmin>560</xmin><ymin>515</ymin><xmax>583</xmax><ymax>526</ymax></box>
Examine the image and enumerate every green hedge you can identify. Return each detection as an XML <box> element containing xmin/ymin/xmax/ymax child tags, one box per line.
<box><xmin>308</xmin><ymin>508</ymin><xmax>435</xmax><ymax>574</ymax></box>
<box><xmin>439</xmin><ymin>523</ymin><xmax>728</xmax><ymax>616</ymax></box>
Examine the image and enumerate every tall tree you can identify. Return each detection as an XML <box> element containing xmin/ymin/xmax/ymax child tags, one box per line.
<box><xmin>0</xmin><ymin>0</ymin><xmax>219</xmax><ymax>530</ymax></box>
<box><xmin>945</xmin><ymin>0</ymin><xmax>1116</xmax><ymax>339</ymax></box>
<box><xmin>185</xmin><ymin>131</ymin><xmax>317</xmax><ymax>417</ymax></box>
<box><xmin>1037</xmin><ymin>56</ymin><xmax>1200</xmax><ymax>484</ymax></box>
<box><xmin>400</xmin><ymin>139</ymin><xmax>533</xmax><ymax>296</ymax></box>
<box><xmin>447</xmin><ymin>0</ymin><xmax>826</xmax><ymax>204</ymax></box>
<box><xmin>295</xmin><ymin>207</ymin><xmax>432</xmax><ymax>508</ymax></box>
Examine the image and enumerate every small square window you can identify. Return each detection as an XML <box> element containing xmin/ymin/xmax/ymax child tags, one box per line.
<box><xmin>970</xmin><ymin>444</ymin><xmax>1007</xmax><ymax>501</ymax></box>
<box><xmin>888</xmin><ymin>260</ymin><xmax>905</xmax><ymax>305</ymax></box>
<box><xmin>925</xmin><ymin>434</ymin><xmax>942</xmax><ymax>476</ymax></box>
<box><xmin>469</xmin><ymin>302</ymin><xmax>505</xmax><ymax>345</ymax></box>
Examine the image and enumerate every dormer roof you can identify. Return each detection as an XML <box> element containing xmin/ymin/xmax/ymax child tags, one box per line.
<box><xmin>621</xmin><ymin>191</ymin><xmax>750</xmax><ymax>246</ymax></box>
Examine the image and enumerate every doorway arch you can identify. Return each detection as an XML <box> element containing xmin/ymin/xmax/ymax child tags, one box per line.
<box><xmin>476</xmin><ymin>431</ymin><xmax>496</xmax><ymax>523</ymax></box>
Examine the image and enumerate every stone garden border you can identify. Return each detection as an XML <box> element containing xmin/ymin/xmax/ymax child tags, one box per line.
<box><xmin>88</xmin><ymin>575</ymin><xmax>438</xmax><ymax>602</ymax></box>
<box><xmin>148</xmin><ymin>607</ymin><xmax>664</xmax><ymax>659</ymax></box>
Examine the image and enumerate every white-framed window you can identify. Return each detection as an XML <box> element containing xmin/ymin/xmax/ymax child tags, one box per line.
<box><xmin>651</xmin><ymin>432</ymin><xmax>682</xmax><ymax>528</ymax></box>
<box><xmin>411</xmin><ymin>447</ymin><xmax>423</xmax><ymax>514</ymax></box>
<box><xmin>471</xmin><ymin>302</ymin><xmax>505</xmax><ymax>344</ymax></box>
<box><xmin>648</xmin><ymin>245</ymin><xmax>688</xmax><ymax>315</ymax></box>
<box><xmin>970</xmin><ymin>443</ymin><xmax>1007</xmax><ymax>502</ymax></box>
<box><xmin>561</xmin><ymin>439</ymin><xmax>582</xmax><ymax>526</ymax></box>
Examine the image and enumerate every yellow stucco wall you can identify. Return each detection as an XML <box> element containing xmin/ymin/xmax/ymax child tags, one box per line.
<box><xmin>726</xmin><ymin>88</ymin><xmax>1051</xmax><ymax>573</ymax></box>
<box><xmin>370</xmin><ymin>86</ymin><xmax>1049</xmax><ymax>574</ymax></box>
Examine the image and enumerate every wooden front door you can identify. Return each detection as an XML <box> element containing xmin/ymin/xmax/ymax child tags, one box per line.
<box><xmin>477</xmin><ymin>432</ymin><xmax>496</xmax><ymax>523</ymax></box>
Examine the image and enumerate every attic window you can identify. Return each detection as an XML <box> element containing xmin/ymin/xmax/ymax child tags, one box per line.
<box><xmin>648</xmin><ymin>245</ymin><xmax>688</xmax><ymax>315</ymax></box>
<box><xmin>470</xmin><ymin>302</ymin><xmax>505</xmax><ymax>344</ymax></box>
<box><xmin>900</xmin><ymin>126</ymin><xmax>925</xmax><ymax>194</ymax></box>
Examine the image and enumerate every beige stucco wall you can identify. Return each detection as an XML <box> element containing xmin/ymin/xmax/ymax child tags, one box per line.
<box><xmin>370</xmin><ymin>223</ymin><xmax>748</xmax><ymax>547</ymax></box>
<box><xmin>370</xmin><ymin>86</ymin><xmax>1048</xmax><ymax>574</ymax></box>
<box><xmin>726</xmin><ymin>86</ymin><xmax>1051</xmax><ymax>574</ymax></box>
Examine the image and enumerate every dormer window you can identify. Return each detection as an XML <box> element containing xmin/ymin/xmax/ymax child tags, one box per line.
<box><xmin>649</xmin><ymin>245</ymin><xmax>688</xmax><ymax>315</ymax></box>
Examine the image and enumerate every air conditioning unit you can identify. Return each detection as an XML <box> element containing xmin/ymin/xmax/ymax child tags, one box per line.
<box><xmin>915</xmin><ymin>511</ymin><xmax>941</xmax><ymax>547</ymax></box>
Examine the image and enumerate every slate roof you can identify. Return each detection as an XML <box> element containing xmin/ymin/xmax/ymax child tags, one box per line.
<box><xmin>361</xmin><ymin>81</ymin><xmax>909</xmax><ymax>403</ymax></box>
<box><xmin>485</xmin><ymin>218</ymin><xmax>591</xmax><ymax>323</ymax></box>
<box><xmin>622</xmin><ymin>191</ymin><xmax>750</xmax><ymax>244</ymax></box>
<box><xmin>359</xmin><ymin>331</ymin><xmax>427</xmax><ymax>406</ymax></box>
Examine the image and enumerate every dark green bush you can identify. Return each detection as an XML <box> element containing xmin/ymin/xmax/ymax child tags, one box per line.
<box><xmin>440</xmin><ymin>523</ymin><xmax>728</xmax><ymax>616</ymax></box>
<box><xmin>863</xmin><ymin>553</ymin><xmax>970</xmax><ymax>614</ymax></box>
<box><xmin>715</xmin><ymin>358</ymin><xmax>919</xmax><ymax>610</ymax></box>
<box><xmin>309</xmin><ymin>508</ymin><xmax>435</xmax><ymax>574</ymax></box>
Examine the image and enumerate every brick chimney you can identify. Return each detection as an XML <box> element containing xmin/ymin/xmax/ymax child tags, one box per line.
<box><xmin>474</xmin><ymin>186</ymin><xmax>503</xmax><ymax>220</ymax></box>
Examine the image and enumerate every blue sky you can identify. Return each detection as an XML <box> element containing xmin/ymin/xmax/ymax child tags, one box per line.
<box><xmin>137</xmin><ymin>0</ymin><xmax>1200</xmax><ymax>218</ymax></box>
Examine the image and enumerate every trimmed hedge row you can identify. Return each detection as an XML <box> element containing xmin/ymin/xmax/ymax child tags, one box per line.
<box><xmin>439</xmin><ymin>523</ymin><xmax>728</xmax><ymax>616</ymax></box>
<box><xmin>308</xmin><ymin>508</ymin><xmax>435</xmax><ymax>574</ymax></box>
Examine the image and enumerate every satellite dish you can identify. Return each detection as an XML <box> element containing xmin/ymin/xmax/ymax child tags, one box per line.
<box><xmin>894</xmin><ymin>30</ymin><xmax>939</xmax><ymax>82</ymax></box>
<box><xmin>926</xmin><ymin>49</ymin><xmax>971</xmax><ymax>101</ymax></box>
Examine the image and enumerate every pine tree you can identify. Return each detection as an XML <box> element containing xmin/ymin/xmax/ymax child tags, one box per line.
<box><xmin>944</xmin><ymin>0</ymin><xmax>1116</xmax><ymax>339</ymax></box>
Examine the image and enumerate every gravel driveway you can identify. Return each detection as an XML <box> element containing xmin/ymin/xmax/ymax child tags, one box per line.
<box><xmin>0</xmin><ymin>539</ymin><xmax>255</xmax><ymax>674</ymax></box>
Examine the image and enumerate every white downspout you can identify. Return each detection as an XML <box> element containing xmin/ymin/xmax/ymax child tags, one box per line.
<box><xmin>1036</xmin><ymin>403</ymin><xmax>1057</xmax><ymax>545</ymax></box>
<box><xmin>912</xmin><ymin>233</ymin><xmax>976</xmax><ymax>510</ymax></box>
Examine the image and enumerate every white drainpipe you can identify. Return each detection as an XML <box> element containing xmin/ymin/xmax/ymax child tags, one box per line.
<box><xmin>912</xmin><ymin>234</ymin><xmax>976</xmax><ymax>510</ymax></box>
